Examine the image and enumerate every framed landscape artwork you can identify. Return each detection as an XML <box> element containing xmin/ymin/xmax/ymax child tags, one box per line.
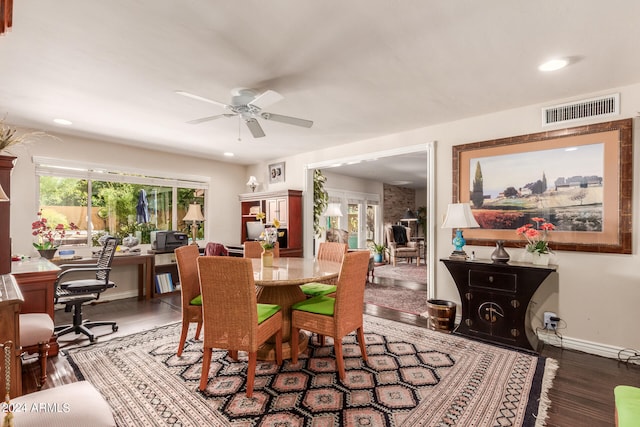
<box><xmin>452</xmin><ymin>118</ymin><xmax>632</xmax><ymax>253</ymax></box>
<box><xmin>269</xmin><ymin>162</ymin><xmax>285</xmax><ymax>184</ymax></box>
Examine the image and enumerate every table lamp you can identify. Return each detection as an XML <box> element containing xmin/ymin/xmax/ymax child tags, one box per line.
<box><xmin>246</xmin><ymin>176</ymin><xmax>259</xmax><ymax>192</ymax></box>
<box><xmin>441</xmin><ymin>202</ymin><xmax>479</xmax><ymax>259</ymax></box>
<box><xmin>183</xmin><ymin>203</ymin><xmax>204</xmax><ymax>245</ymax></box>
<box><xmin>323</xmin><ymin>202</ymin><xmax>343</xmax><ymax>229</ymax></box>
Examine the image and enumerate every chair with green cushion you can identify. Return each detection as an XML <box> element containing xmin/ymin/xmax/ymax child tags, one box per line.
<box><xmin>197</xmin><ymin>256</ymin><xmax>283</xmax><ymax>398</ymax></box>
<box><xmin>300</xmin><ymin>242</ymin><xmax>348</xmax><ymax>297</ymax></box>
<box><xmin>291</xmin><ymin>251</ymin><xmax>371</xmax><ymax>381</ymax></box>
<box><xmin>174</xmin><ymin>245</ymin><xmax>203</xmax><ymax>357</ymax></box>
<box><xmin>615</xmin><ymin>385</ymin><xmax>640</xmax><ymax>427</ymax></box>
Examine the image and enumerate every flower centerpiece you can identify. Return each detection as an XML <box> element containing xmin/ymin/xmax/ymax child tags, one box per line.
<box><xmin>32</xmin><ymin>211</ymin><xmax>78</xmax><ymax>258</ymax></box>
<box><xmin>254</xmin><ymin>213</ymin><xmax>283</xmax><ymax>267</ymax></box>
<box><xmin>516</xmin><ymin>217</ymin><xmax>555</xmax><ymax>265</ymax></box>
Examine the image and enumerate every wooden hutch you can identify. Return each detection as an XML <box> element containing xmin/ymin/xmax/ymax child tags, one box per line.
<box><xmin>239</xmin><ymin>189</ymin><xmax>303</xmax><ymax>257</ymax></box>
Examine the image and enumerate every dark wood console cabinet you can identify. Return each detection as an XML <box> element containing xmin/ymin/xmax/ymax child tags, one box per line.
<box><xmin>441</xmin><ymin>258</ymin><xmax>556</xmax><ymax>352</ymax></box>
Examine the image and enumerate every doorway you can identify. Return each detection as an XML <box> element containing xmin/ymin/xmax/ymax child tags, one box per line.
<box><xmin>304</xmin><ymin>142</ymin><xmax>435</xmax><ymax>298</ymax></box>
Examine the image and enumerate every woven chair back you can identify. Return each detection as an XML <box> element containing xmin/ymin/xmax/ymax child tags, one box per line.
<box><xmin>334</xmin><ymin>251</ymin><xmax>371</xmax><ymax>335</ymax></box>
<box><xmin>317</xmin><ymin>242</ymin><xmax>348</xmax><ymax>263</ymax></box>
<box><xmin>243</xmin><ymin>241</ymin><xmax>280</xmax><ymax>259</ymax></box>
<box><xmin>197</xmin><ymin>256</ymin><xmax>260</xmax><ymax>351</ymax></box>
<box><xmin>175</xmin><ymin>245</ymin><xmax>201</xmax><ymax>309</ymax></box>
<box><xmin>96</xmin><ymin>237</ymin><xmax>117</xmax><ymax>280</ymax></box>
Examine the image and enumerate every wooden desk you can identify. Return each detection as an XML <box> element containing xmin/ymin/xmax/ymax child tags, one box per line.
<box><xmin>51</xmin><ymin>253</ymin><xmax>155</xmax><ymax>300</ymax></box>
<box><xmin>0</xmin><ymin>274</ymin><xmax>24</xmax><ymax>398</ymax></box>
<box><xmin>251</xmin><ymin>257</ymin><xmax>341</xmax><ymax>360</ymax></box>
<box><xmin>11</xmin><ymin>258</ymin><xmax>60</xmax><ymax>356</ymax></box>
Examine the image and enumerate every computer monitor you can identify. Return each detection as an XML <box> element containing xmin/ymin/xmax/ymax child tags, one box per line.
<box><xmin>246</xmin><ymin>221</ymin><xmax>265</xmax><ymax>241</ymax></box>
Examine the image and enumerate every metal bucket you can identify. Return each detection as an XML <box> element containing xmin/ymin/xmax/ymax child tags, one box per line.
<box><xmin>426</xmin><ymin>299</ymin><xmax>456</xmax><ymax>331</ymax></box>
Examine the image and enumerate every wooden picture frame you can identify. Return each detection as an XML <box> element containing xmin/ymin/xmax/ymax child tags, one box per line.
<box><xmin>452</xmin><ymin>119</ymin><xmax>632</xmax><ymax>254</ymax></box>
<box><xmin>268</xmin><ymin>162</ymin><xmax>285</xmax><ymax>184</ymax></box>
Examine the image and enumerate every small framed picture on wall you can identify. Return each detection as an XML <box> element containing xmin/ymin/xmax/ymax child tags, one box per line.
<box><xmin>268</xmin><ymin>162</ymin><xmax>285</xmax><ymax>184</ymax></box>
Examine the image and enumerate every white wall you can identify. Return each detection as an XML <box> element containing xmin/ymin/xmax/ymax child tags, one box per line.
<box><xmin>251</xmin><ymin>82</ymin><xmax>640</xmax><ymax>356</ymax></box>
<box><xmin>9</xmin><ymin>133</ymin><xmax>247</xmax><ymax>299</ymax></box>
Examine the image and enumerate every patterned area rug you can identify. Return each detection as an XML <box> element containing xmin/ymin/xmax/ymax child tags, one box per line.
<box><xmin>373</xmin><ymin>263</ymin><xmax>427</xmax><ymax>283</ymax></box>
<box><xmin>66</xmin><ymin>316</ymin><xmax>557</xmax><ymax>426</ymax></box>
<box><xmin>364</xmin><ymin>283</ymin><xmax>428</xmax><ymax>314</ymax></box>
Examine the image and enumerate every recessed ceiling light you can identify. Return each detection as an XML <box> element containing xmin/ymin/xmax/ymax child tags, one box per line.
<box><xmin>538</xmin><ymin>59</ymin><xmax>568</xmax><ymax>72</ymax></box>
<box><xmin>223</xmin><ymin>152</ymin><xmax>234</xmax><ymax>157</ymax></box>
<box><xmin>53</xmin><ymin>118</ymin><xmax>72</xmax><ymax>125</ymax></box>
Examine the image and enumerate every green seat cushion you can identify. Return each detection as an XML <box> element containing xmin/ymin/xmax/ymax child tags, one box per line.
<box><xmin>257</xmin><ymin>303</ymin><xmax>281</xmax><ymax>324</ymax></box>
<box><xmin>615</xmin><ymin>385</ymin><xmax>640</xmax><ymax>427</ymax></box>
<box><xmin>292</xmin><ymin>295</ymin><xmax>335</xmax><ymax>316</ymax></box>
<box><xmin>300</xmin><ymin>282</ymin><xmax>337</xmax><ymax>297</ymax></box>
<box><xmin>190</xmin><ymin>294</ymin><xmax>202</xmax><ymax>306</ymax></box>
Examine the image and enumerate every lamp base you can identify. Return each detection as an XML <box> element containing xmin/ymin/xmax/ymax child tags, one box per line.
<box><xmin>449</xmin><ymin>250</ymin><xmax>468</xmax><ymax>260</ymax></box>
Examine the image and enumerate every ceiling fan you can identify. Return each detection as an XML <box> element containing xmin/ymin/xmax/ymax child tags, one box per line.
<box><xmin>176</xmin><ymin>88</ymin><xmax>313</xmax><ymax>138</ymax></box>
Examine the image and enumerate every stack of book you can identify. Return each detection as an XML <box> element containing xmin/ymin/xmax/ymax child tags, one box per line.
<box><xmin>155</xmin><ymin>273</ymin><xmax>175</xmax><ymax>294</ymax></box>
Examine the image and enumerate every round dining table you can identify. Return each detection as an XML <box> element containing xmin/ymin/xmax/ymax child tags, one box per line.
<box><xmin>251</xmin><ymin>257</ymin><xmax>341</xmax><ymax>360</ymax></box>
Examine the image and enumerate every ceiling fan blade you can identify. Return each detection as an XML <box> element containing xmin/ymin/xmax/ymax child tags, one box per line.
<box><xmin>260</xmin><ymin>112</ymin><xmax>313</xmax><ymax>128</ymax></box>
<box><xmin>249</xmin><ymin>90</ymin><xmax>284</xmax><ymax>109</ymax></box>
<box><xmin>186</xmin><ymin>113</ymin><xmax>235</xmax><ymax>124</ymax></box>
<box><xmin>175</xmin><ymin>90</ymin><xmax>229</xmax><ymax>109</ymax></box>
<box><xmin>245</xmin><ymin>118</ymin><xmax>266</xmax><ymax>138</ymax></box>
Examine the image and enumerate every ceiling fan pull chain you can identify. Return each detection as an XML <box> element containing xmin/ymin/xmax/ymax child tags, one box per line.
<box><xmin>238</xmin><ymin>116</ymin><xmax>241</xmax><ymax>142</ymax></box>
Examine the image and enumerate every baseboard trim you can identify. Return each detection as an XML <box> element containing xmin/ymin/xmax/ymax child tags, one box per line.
<box><xmin>538</xmin><ymin>330</ymin><xmax>639</xmax><ymax>365</ymax></box>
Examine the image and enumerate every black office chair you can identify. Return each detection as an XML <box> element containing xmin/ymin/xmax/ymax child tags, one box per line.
<box><xmin>54</xmin><ymin>237</ymin><xmax>119</xmax><ymax>342</ymax></box>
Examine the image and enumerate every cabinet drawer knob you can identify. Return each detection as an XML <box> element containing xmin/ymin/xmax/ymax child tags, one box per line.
<box><xmin>488</xmin><ymin>276</ymin><xmax>494</xmax><ymax>283</ymax></box>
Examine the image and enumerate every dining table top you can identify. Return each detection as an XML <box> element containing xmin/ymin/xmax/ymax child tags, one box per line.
<box><xmin>251</xmin><ymin>257</ymin><xmax>341</xmax><ymax>286</ymax></box>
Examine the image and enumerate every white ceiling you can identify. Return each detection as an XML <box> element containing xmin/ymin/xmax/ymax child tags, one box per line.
<box><xmin>1</xmin><ymin>1</ymin><xmax>640</xmax><ymax>186</ymax></box>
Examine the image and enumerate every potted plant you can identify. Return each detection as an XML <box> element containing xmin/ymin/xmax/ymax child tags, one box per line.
<box><xmin>370</xmin><ymin>242</ymin><xmax>386</xmax><ymax>263</ymax></box>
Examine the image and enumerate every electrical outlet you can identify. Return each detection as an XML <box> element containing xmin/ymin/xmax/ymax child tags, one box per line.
<box><xmin>543</xmin><ymin>311</ymin><xmax>558</xmax><ymax>330</ymax></box>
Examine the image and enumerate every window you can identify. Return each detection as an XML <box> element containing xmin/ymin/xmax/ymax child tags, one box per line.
<box><xmin>325</xmin><ymin>190</ymin><xmax>380</xmax><ymax>249</ymax></box>
<box><xmin>35</xmin><ymin>157</ymin><xmax>208</xmax><ymax>247</ymax></box>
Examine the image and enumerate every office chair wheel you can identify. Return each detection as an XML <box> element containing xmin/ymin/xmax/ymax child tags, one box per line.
<box><xmin>112</xmin><ymin>325</ymin><xmax>118</xmax><ymax>332</ymax></box>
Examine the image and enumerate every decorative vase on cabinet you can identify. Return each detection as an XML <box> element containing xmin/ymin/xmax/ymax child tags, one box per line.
<box><xmin>532</xmin><ymin>252</ymin><xmax>550</xmax><ymax>266</ymax></box>
<box><xmin>490</xmin><ymin>240</ymin><xmax>510</xmax><ymax>263</ymax></box>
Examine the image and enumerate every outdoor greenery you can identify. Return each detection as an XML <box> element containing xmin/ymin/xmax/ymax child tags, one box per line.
<box><xmin>39</xmin><ymin>176</ymin><xmax>201</xmax><ymax>245</ymax></box>
<box><xmin>313</xmin><ymin>169</ymin><xmax>328</xmax><ymax>237</ymax></box>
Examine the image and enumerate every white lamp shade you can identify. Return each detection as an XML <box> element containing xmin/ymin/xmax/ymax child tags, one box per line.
<box><xmin>0</xmin><ymin>183</ymin><xmax>8</xmax><ymax>202</ymax></box>
<box><xmin>323</xmin><ymin>202</ymin><xmax>343</xmax><ymax>217</ymax></box>
<box><xmin>246</xmin><ymin>176</ymin><xmax>258</xmax><ymax>186</ymax></box>
<box><xmin>183</xmin><ymin>203</ymin><xmax>204</xmax><ymax>222</ymax></box>
<box><xmin>441</xmin><ymin>203</ymin><xmax>479</xmax><ymax>229</ymax></box>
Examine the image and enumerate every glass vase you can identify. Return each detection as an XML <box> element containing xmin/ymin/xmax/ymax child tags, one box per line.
<box><xmin>261</xmin><ymin>248</ymin><xmax>273</xmax><ymax>268</ymax></box>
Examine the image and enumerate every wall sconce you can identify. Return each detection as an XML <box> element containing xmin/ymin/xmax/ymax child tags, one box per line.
<box><xmin>441</xmin><ymin>203</ymin><xmax>479</xmax><ymax>259</ymax></box>
<box><xmin>183</xmin><ymin>203</ymin><xmax>204</xmax><ymax>245</ymax></box>
<box><xmin>246</xmin><ymin>176</ymin><xmax>259</xmax><ymax>192</ymax></box>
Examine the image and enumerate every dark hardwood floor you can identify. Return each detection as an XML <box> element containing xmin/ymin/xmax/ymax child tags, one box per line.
<box><xmin>22</xmin><ymin>274</ymin><xmax>638</xmax><ymax>426</ymax></box>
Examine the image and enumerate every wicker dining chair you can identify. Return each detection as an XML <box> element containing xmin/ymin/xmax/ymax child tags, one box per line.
<box><xmin>299</xmin><ymin>242</ymin><xmax>348</xmax><ymax>298</ymax></box>
<box><xmin>197</xmin><ymin>256</ymin><xmax>283</xmax><ymax>397</ymax></box>
<box><xmin>243</xmin><ymin>241</ymin><xmax>280</xmax><ymax>259</ymax></box>
<box><xmin>291</xmin><ymin>250</ymin><xmax>371</xmax><ymax>381</ymax></box>
<box><xmin>174</xmin><ymin>245</ymin><xmax>203</xmax><ymax>357</ymax></box>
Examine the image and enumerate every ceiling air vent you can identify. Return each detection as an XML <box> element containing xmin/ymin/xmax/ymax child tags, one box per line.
<box><xmin>542</xmin><ymin>93</ymin><xmax>619</xmax><ymax>127</ymax></box>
